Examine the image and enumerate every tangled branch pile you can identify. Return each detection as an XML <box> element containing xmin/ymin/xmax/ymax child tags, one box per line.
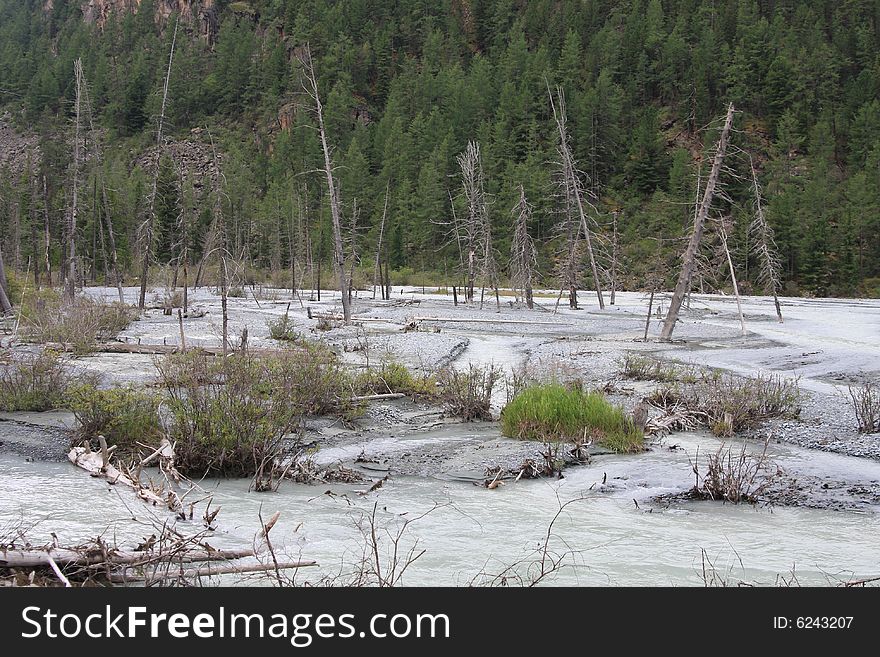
<box><xmin>645</xmin><ymin>372</ymin><xmax>800</xmax><ymax>437</ymax></box>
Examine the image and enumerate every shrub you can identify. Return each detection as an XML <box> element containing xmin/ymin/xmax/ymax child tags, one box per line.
<box><xmin>68</xmin><ymin>384</ymin><xmax>164</xmax><ymax>457</ymax></box>
<box><xmin>646</xmin><ymin>372</ymin><xmax>800</xmax><ymax>438</ymax></box>
<box><xmin>267</xmin><ymin>312</ymin><xmax>302</xmax><ymax>343</ymax></box>
<box><xmin>437</xmin><ymin>364</ymin><xmax>500</xmax><ymax>421</ymax></box>
<box><xmin>501</xmin><ymin>383</ymin><xmax>644</xmax><ymax>453</ymax></box>
<box><xmin>847</xmin><ymin>382</ymin><xmax>880</xmax><ymax>434</ymax></box>
<box><xmin>701</xmin><ymin>372</ymin><xmax>800</xmax><ymax>437</ymax></box>
<box><xmin>162</xmin><ymin>290</ymin><xmax>183</xmax><ymax>309</ymax></box>
<box><xmin>621</xmin><ymin>354</ymin><xmax>695</xmax><ymax>383</ymax></box>
<box><xmin>355</xmin><ymin>361</ymin><xmax>437</xmax><ymax>397</ymax></box>
<box><xmin>0</xmin><ymin>350</ymin><xmax>99</xmax><ymax>412</ymax></box>
<box><xmin>155</xmin><ymin>346</ymin><xmax>360</xmax><ymax>477</ymax></box>
<box><xmin>20</xmin><ymin>296</ymin><xmax>138</xmax><ymax>353</ymax></box>
<box><xmin>689</xmin><ymin>440</ymin><xmax>776</xmax><ymax>504</ymax></box>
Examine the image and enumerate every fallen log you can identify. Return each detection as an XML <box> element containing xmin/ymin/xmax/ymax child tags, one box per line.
<box><xmin>0</xmin><ymin>547</ymin><xmax>255</xmax><ymax>569</ymax></box>
<box><xmin>68</xmin><ymin>444</ymin><xmax>166</xmax><ymax>506</ymax></box>
<box><xmin>308</xmin><ymin>312</ymin><xmax>391</xmax><ymax>324</ymax></box>
<box><xmin>412</xmin><ymin>316</ymin><xmax>562</xmax><ymax>326</ymax></box>
<box><xmin>109</xmin><ymin>560</ymin><xmax>318</xmax><ymax>583</ymax></box>
<box><xmin>351</xmin><ymin>393</ymin><xmax>407</xmax><ymax>402</ymax></box>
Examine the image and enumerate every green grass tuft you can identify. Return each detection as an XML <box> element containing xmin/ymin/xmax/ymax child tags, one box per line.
<box><xmin>501</xmin><ymin>384</ymin><xmax>644</xmax><ymax>453</ymax></box>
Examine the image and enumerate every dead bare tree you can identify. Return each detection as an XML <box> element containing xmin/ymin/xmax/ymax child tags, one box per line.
<box><xmin>660</xmin><ymin>103</ymin><xmax>735</xmax><ymax>341</ymax></box>
<box><xmin>609</xmin><ymin>210</ymin><xmax>620</xmax><ymax>305</ymax></box>
<box><xmin>455</xmin><ymin>140</ymin><xmax>499</xmax><ymax>309</ymax></box>
<box><xmin>715</xmin><ymin>217</ymin><xmax>746</xmax><ymax>335</ymax></box>
<box><xmin>551</xmin><ymin>154</ymin><xmax>583</xmax><ymax>311</ymax></box>
<box><xmin>197</xmin><ymin>130</ymin><xmax>230</xmax><ymax>354</ymax></box>
<box><xmin>42</xmin><ymin>176</ymin><xmax>52</xmax><ymax>287</ymax></box>
<box><xmin>345</xmin><ymin>197</ymin><xmax>362</xmax><ymax>302</ymax></box>
<box><xmin>510</xmin><ymin>184</ymin><xmax>537</xmax><ymax>309</ymax></box>
<box><xmin>0</xmin><ymin>245</ymin><xmax>12</xmax><ymax>314</ymax></box>
<box><xmin>748</xmin><ymin>157</ymin><xmax>784</xmax><ymax>322</ymax></box>
<box><xmin>138</xmin><ymin>18</ymin><xmax>179</xmax><ymax>311</ymax></box>
<box><xmin>373</xmin><ymin>182</ymin><xmax>389</xmax><ymax>300</ymax></box>
<box><xmin>297</xmin><ymin>43</ymin><xmax>351</xmax><ymax>323</ymax></box>
<box><xmin>79</xmin><ymin>63</ymin><xmax>124</xmax><ymax>303</ymax></box>
<box><xmin>549</xmin><ymin>84</ymin><xmax>604</xmax><ymax>309</ymax></box>
<box><xmin>64</xmin><ymin>59</ymin><xmax>84</xmax><ymax>301</ymax></box>
<box><xmin>455</xmin><ymin>141</ymin><xmax>484</xmax><ymax>304</ymax></box>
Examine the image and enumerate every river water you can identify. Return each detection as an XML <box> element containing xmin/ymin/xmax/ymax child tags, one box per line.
<box><xmin>2</xmin><ymin>428</ymin><xmax>878</xmax><ymax>586</ymax></box>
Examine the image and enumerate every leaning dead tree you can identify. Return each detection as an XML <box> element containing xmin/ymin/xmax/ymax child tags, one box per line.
<box><xmin>660</xmin><ymin>102</ymin><xmax>736</xmax><ymax>341</ymax></box>
<box><xmin>510</xmin><ymin>184</ymin><xmax>537</xmax><ymax>309</ymax></box>
<box><xmin>748</xmin><ymin>157</ymin><xmax>784</xmax><ymax>322</ymax></box>
<box><xmin>138</xmin><ymin>18</ymin><xmax>179</xmax><ymax>311</ymax></box>
<box><xmin>549</xmin><ymin>84</ymin><xmax>604</xmax><ymax>309</ymax></box>
<box><xmin>298</xmin><ymin>43</ymin><xmax>351</xmax><ymax>323</ymax></box>
<box><xmin>63</xmin><ymin>59</ymin><xmax>84</xmax><ymax>301</ymax></box>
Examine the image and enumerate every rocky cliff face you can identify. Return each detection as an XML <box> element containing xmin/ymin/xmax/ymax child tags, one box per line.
<box><xmin>0</xmin><ymin>114</ymin><xmax>41</xmax><ymax>178</ymax></box>
<box><xmin>80</xmin><ymin>0</ymin><xmax>219</xmax><ymax>42</ymax></box>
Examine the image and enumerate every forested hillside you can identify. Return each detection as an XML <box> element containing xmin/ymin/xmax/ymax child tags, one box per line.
<box><xmin>1</xmin><ymin>0</ymin><xmax>879</xmax><ymax>298</ymax></box>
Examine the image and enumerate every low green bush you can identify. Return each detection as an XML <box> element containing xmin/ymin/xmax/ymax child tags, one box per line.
<box><xmin>68</xmin><ymin>384</ymin><xmax>163</xmax><ymax>456</ymax></box>
<box><xmin>20</xmin><ymin>296</ymin><xmax>138</xmax><ymax>353</ymax></box>
<box><xmin>267</xmin><ymin>312</ymin><xmax>302</xmax><ymax>342</ymax></box>
<box><xmin>154</xmin><ymin>346</ymin><xmax>360</xmax><ymax>476</ymax></box>
<box><xmin>620</xmin><ymin>354</ymin><xmax>696</xmax><ymax>383</ymax></box>
<box><xmin>501</xmin><ymin>384</ymin><xmax>643</xmax><ymax>453</ymax></box>
<box><xmin>0</xmin><ymin>350</ymin><xmax>98</xmax><ymax>412</ymax></box>
<box><xmin>355</xmin><ymin>362</ymin><xmax>437</xmax><ymax>397</ymax></box>
<box><xmin>437</xmin><ymin>364</ymin><xmax>500</xmax><ymax>421</ymax></box>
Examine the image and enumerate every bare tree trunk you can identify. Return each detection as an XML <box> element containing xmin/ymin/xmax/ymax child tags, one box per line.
<box><xmin>610</xmin><ymin>211</ymin><xmax>619</xmax><ymax>305</ymax></box>
<box><xmin>298</xmin><ymin>44</ymin><xmax>350</xmax><ymax>323</ymax></box>
<box><xmin>65</xmin><ymin>60</ymin><xmax>84</xmax><ymax>301</ymax></box>
<box><xmin>138</xmin><ymin>18</ymin><xmax>179</xmax><ymax>310</ymax></box>
<box><xmin>510</xmin><ymin>184</ymin><xmax>537</xmax><ymax>309</ymax></box>
<box><xmin>643</xmin><ymin>290</ymin><xmax>654</xmax><ymax>341</ymax></box>
<box><xmin>457</xmin><ymin>141</ymin><xmax>496</xmax><ymax>305</ymax></box>
<box><xmin>0</xmin><ymin>245</ymin><xmax>12</xmax><ymax>314</ymax></box>
<box><xmin>719</xmin><ymin>224</ymin><xmax>746</xmax><ymax>335</ymax></box>
<box><xmin>660</xmin><ymin>103</ymin><xmax>735</xmax><ymax>341</ymax></box>
<box><xmin>11</xmin><ymin>200</ymin><xmax>21</xmax><ymax>273</ymax></box>
<box><xmin>316</xmin><ymin>213</ymin><xmax>323</xmax><ymax>302</ymax></box>
<box><xmin>749</xmin><ymin>157</ymin><xmax>783</xmax><ymax>322</ymax></box>
<box><xmin>209</xmin><ymin>143</ymin><xmax>228</xmax><ymax>356</ymax></box>
<box><xmin>549</xmin><ymin>85</ymin><xmax>604</xmax><ymax>309</ymax></box>
<box><xmin>42</xmin><ymin>176</ymin><xmax>52</xmax><ymax>287</ymax></box>
<box><xmin>30</xmin><ymin>181</ymin><xmax>40</xmax><ymax>287</ymax></box>
<box><xmin>373</xmin><ymin>182</ymin><xmax>389</xmax><ymax>300</ymax></box>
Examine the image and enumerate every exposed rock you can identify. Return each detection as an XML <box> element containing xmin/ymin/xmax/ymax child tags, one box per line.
<box><xmin>131</xmin><ymin>136</ymin><xmax>223</xmax><ymax>196</ymax></box>
<box><xmin>80</xmin><ymin>0</ymin><xmax>219</xmax><ymax>43</ymax></box>
<box><xmin>0</xmin><ymin>114</ymin><xmax>41</xmax><ymax>179</ymax></box>
<box><xmin>276</xmin><ymin>100</ymin><xmax>302</xmax><ymax>133</ymax></box>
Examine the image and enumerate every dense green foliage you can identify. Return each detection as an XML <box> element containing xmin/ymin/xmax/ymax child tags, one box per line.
<box><xmin>0</xmin><ymin>350</ymin><xmax>98</xmax><ymax>412</ymax></box>
<box><xmin>1</xmin><ymin>0</ymin><xmax>879</xmax><ymax>296</ymax></box>
<box><xmin>69</xmin><ymin>383</ymin><xmax>164</xmax><ymax>455</ymax></box>
<box><xmin>501</xmin><ymin>383</ymin><xmax>643</xmax><ymax>452</ymax></box>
